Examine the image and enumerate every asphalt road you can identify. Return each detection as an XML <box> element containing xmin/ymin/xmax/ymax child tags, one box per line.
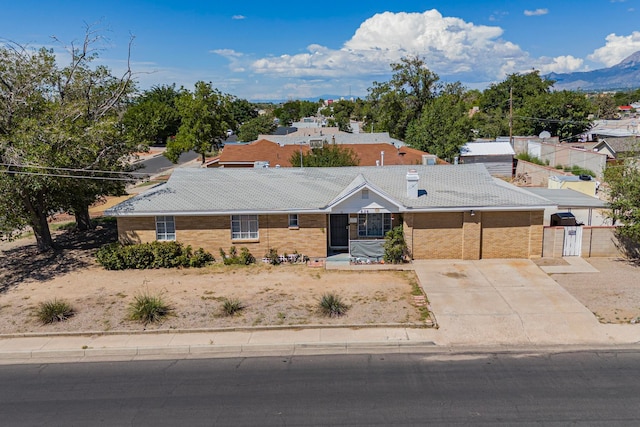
<box><xmin>1</xmin><ymin>350</ymin><xmax>639</xmax><ymax>426</ymax></box>
<box><xmin>136</xmin><ymin>149</ymin><xmax>199</xmax><ymax>176</ymax></box>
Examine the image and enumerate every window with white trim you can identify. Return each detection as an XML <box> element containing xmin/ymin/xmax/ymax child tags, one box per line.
<box><xmin>288</xmin><ymin>214</ymin><xmax>299</xmax><ymax>228</ymax></box>
<box><xmin>231</xmin><ymin>214</ymin><xmax>259</xmax><ymax>240</ymax></box>
<box><xmin>357</xmin><ymin>213</ymin><xmax>392</xmax><ymax>237</ymax></box>
<box><xmin>155</xmin><ymin>216</ymin><xmax>176</xmax><ymax>241</ymax></box>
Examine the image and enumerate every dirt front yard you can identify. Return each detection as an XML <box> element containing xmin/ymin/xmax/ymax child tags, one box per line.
<box><xmin>543</xmin><ymin>257</ymin><xmax>640</xmax><ymax>324</ymax></box>
<box><xmin>0</xmin><ymin>225</ymin><xmax>426</xmax><ymax>334</ymax></box>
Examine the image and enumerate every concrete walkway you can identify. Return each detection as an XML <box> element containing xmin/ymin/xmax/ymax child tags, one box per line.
<box><xmin>1</xmin><ymin>259</ymin><xmax>639</xmax><ymax>364</ymax></box>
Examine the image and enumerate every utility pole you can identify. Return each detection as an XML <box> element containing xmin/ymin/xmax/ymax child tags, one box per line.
<box><xmin>509</xmin><ymin>86</ymin><xmax>514</xmax><ymax>147</ymax></box>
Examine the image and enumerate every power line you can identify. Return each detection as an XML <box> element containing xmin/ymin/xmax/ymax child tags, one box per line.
<box><xmin>0</xmin><ymin>163</ymin><xmax>150</xmax><ymax>176</ymax></box>
<box><xmin>0</xmin><ymin>169</ymin><xmax>138</xmax><ymax>181</ymax></box>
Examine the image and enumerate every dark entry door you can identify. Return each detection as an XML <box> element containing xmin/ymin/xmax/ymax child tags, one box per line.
<box><xmin>330</xmin><ymin>214</ymin><xmax>349</xmax><ymax>248</ymax></box>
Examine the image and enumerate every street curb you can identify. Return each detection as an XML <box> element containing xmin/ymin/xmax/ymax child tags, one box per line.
<box><xmin>0</xmin><ymin>323</ymin><xmax>432</xmax><ymax>340</ymax></box>
<box><xmin>0</xmin><ymin>340</ymin><xmax>439</xmax><ymax>362</ymax></box>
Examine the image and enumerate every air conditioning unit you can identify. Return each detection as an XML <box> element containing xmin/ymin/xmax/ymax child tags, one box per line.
<box><xmin>309</xmin><ymin>139</ymin><xmax>324</xmax><ymax>149</ymax></box>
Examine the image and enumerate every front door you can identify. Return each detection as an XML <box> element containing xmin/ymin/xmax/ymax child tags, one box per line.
<box><xmin>329</xmin><ymin>214</ymin><xmax>349</xmax><ymax>249</ymax></box>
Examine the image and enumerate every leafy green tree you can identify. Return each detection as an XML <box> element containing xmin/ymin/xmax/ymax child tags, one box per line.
<box><xmin>475</xmin><ymin>71</ymin><xmax>554</xmax><ymax>138</ymax></box>
<box><xmin>405</xmin><ymin>82</ymin><xmax>474</xmax><ymax>161</ymax></box>
<box><xmin>514</xmin><ymin>90</ymin><xmax>593</xmax><ymax>140</ymax></box>
<box><xmin>322</xmin><ymin>100</ymin><xmax>354</xmax><ymax>132</ymax></box>
<box><xmin>123</xmin><ymin>84</ymin><xmax>181</xmax><ymax>145</ymax></box>
<box><xmin>237</xmin><ymin>114</ymin><xmax>277</xmax><ymax>142</ymax></box>
<box><xmin>365</xmin><ymin>56</ymin><xmax>440</xmax><ymax>140</ymax></box>
<box><xmin>166</xmin><ymin>81</ymin><xmax>233</xmax><ymax>164</ymax></box>
<box><xmin>290</xmin><ymin>143</ymin><xmax>359</xmax><ymax>167</ymax></box>
<box><xmin>0</xmin><ymin>33</ymin><xmax>137</xmax><ymax>250</ymax></box>
<box><xmin>273</xmin><ymin>100</ymin><xmax>319</xmax><ymax>126</ymax></box>
<box><xmin>604</xmin><ymin>155</ymin><xmax>640</xmax><ymax>251</ymax></box>
<box><xmin>590</xmin><ymin>94</ymin><xmax>619</xmax><ymax>120</ymax></box>
<box><xmin>230</xmin><ymin>98</ymin><xmax>258</xmax><ymax>129</ymax></box>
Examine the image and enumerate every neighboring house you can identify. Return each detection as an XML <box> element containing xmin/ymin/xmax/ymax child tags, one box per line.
<box><xmin>592</xmin><ymin>136</ymin><xmax>639</xmax><ymax>159</ymax></box>
<box><xmin>548</xmin><ymin>175</ymin><xmax>598</xmax><ymax>197</ymax></box>
<box><xmin>258</xmin><ymin>132</ymin><xmax>405</xmax><ymax>147</ymax></box>
<box><xmin>106</xmin><ymin>165</ymin><xmax>553</xmax><ymax>260</ymax></box>
<box><xmin>522</xmin><ymin>188</ymin><xmax>608</xmax><ymax>226</ymax></box>
<box><xmin>204</xmin><ymin>139</ymin><xmax>441</xmax><ymax>168</ymax></box>
<box><xmin>460</xmin><ymin>141</ymin><xmax>515</xmax><ymax>177</ymax></box>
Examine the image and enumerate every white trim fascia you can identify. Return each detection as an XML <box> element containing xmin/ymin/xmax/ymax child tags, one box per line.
<box><xmin>105</xmin><ymin>208</ymin><xmax>329</xmax><ymax>217</ymax></box>
<box><xmin>400</xmin><ymin>205</ymin><xmax>555</xmax><ymax>213</ymax></box>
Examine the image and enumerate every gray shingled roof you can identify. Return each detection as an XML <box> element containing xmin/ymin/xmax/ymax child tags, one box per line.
<box><xmin>258</xmin><ymin>132</ymin><xmax>405</xmax><ymax>147</ymax></box>
<box><xmin>106</xmin><ymin>164</ymin><xmax>554</xmax><ymax>216</ymax></box>
<box><xmin>522</xmin><ymin>188</ymin><xmax>607</xmax><ymax>209</ymax></box>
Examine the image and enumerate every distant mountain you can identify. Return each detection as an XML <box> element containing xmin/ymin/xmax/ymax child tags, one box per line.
<box><xmin>547</xmin><ymin>51</ymin><xmax>640</xmax><ymax>91</ymax></box>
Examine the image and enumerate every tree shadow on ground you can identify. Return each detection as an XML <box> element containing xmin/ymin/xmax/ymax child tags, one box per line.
<box><xmin>0</xmin><ymin>222</ymin><xmax>117</xmax><ymax>293</ymax></box>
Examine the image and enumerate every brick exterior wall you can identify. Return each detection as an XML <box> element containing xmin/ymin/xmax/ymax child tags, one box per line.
<box><xmin>481</xmin><ymin>211</ymin><xmax>537</xmax><ymax>258</ymax></box>
<box><xmin>406</xmin><ymin>212</ymin><xmax>464</xmax><ymax>259</ymax></box>
<box><xmin>117</xmin><ymin>214</ymin><xmax>328</xmax><ymax>259</ymax></box>
<box><xmin>117</xmin><ymin>210</ymin><xmax>544</xmax><ymax>260</ymax></box>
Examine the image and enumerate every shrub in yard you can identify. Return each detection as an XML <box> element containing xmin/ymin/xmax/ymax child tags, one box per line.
<box><xmin>383</xmin><ymin>226</ymin><xmax>407</xmax><ymax>264</ymax></box>
<box><xmin>128</xmin><ymin>291</ymin><xmax>173</xmax><ymax>324</ymax></box>
<box><xmin>35</xmin><ymin>299</ymin><xmax>75</xmax><ymax>324</ymax></box>
<box><xmin>96</xmin><ymin>242</ymin><xmax>214</xmax><ymax>270</ymax></box>
<box><xmin>220</xmin><ymin>246</ymin><xmax>255</xmax><ymax>265</ymax></box>
<box><xmin>221</xmin><ymin>298</ymin><xmax>244</xmax><ymax>316</ymax></box>
<box><xmin>265</xmin><ymin>248</ymin><xmax>281</xmax><ymax>265</ymax></box>
<box><xmin>190</xmin><ymin>248</ymin><xmax>215</xmax><ymax>267</ymax></box>
<box><xmin>318</xmin><ymin>293</ymin><xmax>349</xmax><ymax>317</ymax></box>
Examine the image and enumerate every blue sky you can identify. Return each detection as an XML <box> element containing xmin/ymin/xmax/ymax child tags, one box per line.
<box><xmin>2</xmin><ymin>1</ymin><xmax>640</xmax><ymax>101</ymax></box>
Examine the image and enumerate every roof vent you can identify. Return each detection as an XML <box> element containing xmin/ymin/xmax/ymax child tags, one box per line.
<box><xmin>406</xmin><ymin>169</ymin><xmax>419</xmax><ymax>199</ymax></box>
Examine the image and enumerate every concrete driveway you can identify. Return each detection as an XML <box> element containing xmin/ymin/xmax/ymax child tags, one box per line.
<box><xmin>413</xmin><ymin>259</ymin><xmax>629</xmax><ymax>346</ymax></box>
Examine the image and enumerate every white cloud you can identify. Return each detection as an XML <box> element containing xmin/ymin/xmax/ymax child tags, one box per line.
<box><xmin>524</xmin><ymin>9</ymin><xmax>549</xmax><ymax>16</ymax></box>
<box><xmin>588</xmin><ymin>31</ymin><xmax>640</xmax><ymax>66</ymax></box>
<box><xmin>250</xmin><ymin>9</ymin><xmax>527</xmax><ymax>83</ymax></box>
<box><xmin>535</xmin><ymin>55</ymin><xmax>584</xmax><ymax>74</ymax></box>
<box><xmin>232</xmin><ymin>15</ymin><xmax>246</xmax><ymax>20</ymax></box>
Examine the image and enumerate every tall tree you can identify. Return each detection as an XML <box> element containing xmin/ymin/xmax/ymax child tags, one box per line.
<box><xmin>0</xmin><ymin>31</ymin><xmax>137</xmax><ymax>250</ymax></box>
<box><xmin>123</xmin><ymin>84</ymin><xmax>181</xmax><ymax>145</ymax></box>
<box><xmin>290</xmin><ymin>144</ymin><xmax>359</xmax><ymax>167</ymax></box>
<box><xmin>165</xmin><ymin>81</ymin><xmax>233</xmax><ymax>164</ymax></box>
<box><xmin>237</xmin><ymin>114</ymin><xmax>277</xmax><ymax>142</ymax></box>
<box><xmin>405</xmin><ymin>82</ymin><xmax>474</xmax><ymax>161</ymax></box>
<box><xmin>230</xmin><ymin>98</ymin><xmax>258</xmax><ymax>129</ymax></box>
<box><xmin>514</xmin><ymin>90</ymin><xmax>593</xmax><ymax>140</ymax></box>
<box><xmin>365</xmin><ymin>56</ymin><xmax>440</xmax><ymax>140</ymax></box>
<box><xmin>475</xmin><ymin>71</ymin><xmax>554</xmax><ymax>138</ymax></box>
<box><xmin>604</xmin><ymin>155</ymin><xmax>640</xmax><ymax>252</ymax></box>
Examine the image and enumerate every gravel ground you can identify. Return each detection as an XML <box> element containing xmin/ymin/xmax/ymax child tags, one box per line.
<box><xmin>545</xmin><ymin>258</ymin><xmax>640</xmax><ymax>324</ymax></box>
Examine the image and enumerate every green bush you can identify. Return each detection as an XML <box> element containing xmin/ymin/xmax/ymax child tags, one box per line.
<box><xmin>265</xmin><ymin>248</ymin><xmax>281</xmax><ymax>265</ymax></box>
<box><xmin>383</xmin><ymin>226</ymin><xmax>407</xmax><ymax>264</ymax></box>
<box><xmin>221</xmin><ymin>298</ymin><xmax>244</xmax><ymax>316</ymax></box>
<box><xmin>220</xmin><ymin>246</ymin><xmax>255</xmax><ymax>265</ymax></box>
<box><xmin>190</xmin><ymin>248</ymin><xmax>215</xmax><ymax>267</ymax></box>
<box><xmin>128</xmin><ymin>290</ymin><xmax>173</xmax><ymax>324</ymax></box>
<box><xmin>319</xmin><ymin>293</ymin><xmax>349</xmax><ymax>317</ymax></box>
<box><xmin>96</xmin><ymin>241</ymin><xmax>214</xmax><ymax>270</ymax></box>
<box><xmin>35</xmin><ymin>299</ymin><xmax>75</xmax><ymax>324</ymax></box>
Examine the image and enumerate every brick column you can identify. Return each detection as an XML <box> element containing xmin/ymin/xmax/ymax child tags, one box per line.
<box><xmin>462</xmin><ymin>211</ymin><xmax>481</xmax><ymax>260</ymax></box>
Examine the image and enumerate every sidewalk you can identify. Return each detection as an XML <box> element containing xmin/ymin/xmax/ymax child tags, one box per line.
<box><xmin>1</xmin><ymin>259</ymin><xmax>639</xmax><ymax>364</ymax></box>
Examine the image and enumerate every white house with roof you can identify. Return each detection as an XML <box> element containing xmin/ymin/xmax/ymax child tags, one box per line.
<box><xmin>106</xmin><ymin>165</ymin><xmax>554</xmax><ymax>260</ymax></box>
